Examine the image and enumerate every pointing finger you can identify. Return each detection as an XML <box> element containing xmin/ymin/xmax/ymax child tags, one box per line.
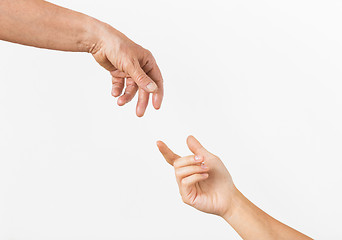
<box><xmin>156</xmin><ymin>141</ymin><xmax>180</xmax><ymax>166</ymax></box>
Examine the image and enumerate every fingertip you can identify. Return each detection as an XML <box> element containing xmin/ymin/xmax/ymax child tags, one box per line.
<box><xmin>152</xmin><ymin>94</ymin><xmax>162</xmax><ymax>110</ymax></box>
<box><xmin>112</xmin><ymin>89</ymin><xmax>120</xmax><ymax>97</ymax></box>
<box><xmin>117</xmin><ymin>97</ymin><xmax>126</xmax><ymax>106</ymax></box>
<box><xmin>156</xmin><ymin>141</ymin><xmax>165</xmax><ymax>152</ymax></box>
<box><xmin>156</xmin><ymin>140</ymin><xmax>163</xmax><ymax>148</ymax></box>
<box><xmin>194</xmin><ymin>155</ymin><xmax>203</xmax><ymax>162</ymax></box>
<box><xmin>187</xmin><ymin>135</ymin><xmax>205</xmax><ymax>155</ymax></box>
<box><xmin>154</xmin><ymin>103</ymin><xmax>161</xmax><ymax>110</ymax></box>
<box><xmin>186</xmin><ymin>135</ymin><xmax>195</xmax><ymax>144</ymax></box>
<box><xmin>156</xmin><ymin>141</ymin><xmax>168</xmax><ymax>153</ymax></box>
<box><xmin>136</xmin><ymin>111</ymin><xmax>144</xmax><ymax>118</ymax></box>
<box><xmin>136</xmin><ymin>105</ymin><xmax>146</xmax><ymax>117</ymax></box>
<box><xmin>202</xmin><ymin>173</ymin><xmax>209</xmax><ymax>178</ymax></box>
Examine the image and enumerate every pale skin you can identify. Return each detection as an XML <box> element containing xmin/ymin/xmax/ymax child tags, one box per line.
<box><xmin>0</xmin><ymin>0</ymin><xmax>163</xmax><ymax>117</ymax></box>
<box><xmin>157</xmin><ymin>136</ymin><xmax>313</xmax><ymax>240</ymax></box>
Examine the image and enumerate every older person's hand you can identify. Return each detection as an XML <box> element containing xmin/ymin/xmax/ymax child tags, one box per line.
<box><xmin>0</xmin><ymin>0</ymin><xmax>163</xmax><ymax>117</ymax></box>
<box><xmin>91</xmin><ymin>25</ymin><xmax>164</xmax><ymax>117</ymax></box>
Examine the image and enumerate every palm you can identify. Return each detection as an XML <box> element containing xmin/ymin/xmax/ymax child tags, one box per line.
<box><xmin>187</xmin><ymin>180</ymin><xmax>221</xmax><ymax>214</ymax></box>
<box><xmin>185</xmin><ymin>156</ymin><xmax>232</xmax><ymax>216</ymax></box>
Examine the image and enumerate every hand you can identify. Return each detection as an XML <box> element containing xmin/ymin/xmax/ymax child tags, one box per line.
<box><xmin>157</xmin><ymin>136</ymin><xmax>237</xmax><ymax>218</ymax></box>
<box><xmin>91</xmin><ymin>23</ymin><xmax>163</xmax><ymax>117</ymax></box>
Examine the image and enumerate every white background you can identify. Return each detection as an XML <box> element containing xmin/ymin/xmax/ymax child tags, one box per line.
<box><xmin>1</xmin><ymin>0</ymin><xmax>342</xmax><ymax>239</ymax></box>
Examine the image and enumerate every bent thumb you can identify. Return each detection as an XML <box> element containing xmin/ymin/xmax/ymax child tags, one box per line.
<box><xmin>127</xmin><ymin>61</ymin><xmax>157</xmax><ymax>93</ymax></box>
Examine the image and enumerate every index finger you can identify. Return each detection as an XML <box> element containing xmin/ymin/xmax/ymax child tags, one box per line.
<box><xmin>156</xmin><ymin>141</ymin><xmax>180</xmax><ymax>166</ymax></box>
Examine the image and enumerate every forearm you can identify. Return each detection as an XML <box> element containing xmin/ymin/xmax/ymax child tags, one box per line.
<box><xmin>0</xmin><ymin>0</ymin><xmax>102</xmax><ymax>52</ymax></box>
<box><xmin>224</xmin><ymin>189</ymin><xmax>312</xmax><ymax>240</ymax></box>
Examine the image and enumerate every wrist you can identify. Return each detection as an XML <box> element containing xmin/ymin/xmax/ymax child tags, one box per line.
<box><xmin>81</xmin><ymin>17</ymin><xmax>127</xmax><ymax>55</ymax></box>
<box><xmin>78</xmin><ymin>16</ymin><xmax>106</xmax><ymax>53</ymax></box>
<box><xmin>221</xmin><ymin>187</ymin><xmax>245</xmax><ymax>222</ymax></box>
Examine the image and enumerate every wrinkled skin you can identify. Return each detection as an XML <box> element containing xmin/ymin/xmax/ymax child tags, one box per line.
<box><xmin>92</xmin><ymin>25</ymin><xmax>164</xmax><ymax>117</ymax></box>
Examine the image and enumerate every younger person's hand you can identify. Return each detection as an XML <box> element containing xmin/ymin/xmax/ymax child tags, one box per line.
<box><xmin>157</xmin><ymin>136</ymin><xmax>237</xmax><ymax>218</ymax></box>
<box><xmin>158</xmin><ymin>136</ymin><xmax>313</xmax><ymax>240</ymax></box>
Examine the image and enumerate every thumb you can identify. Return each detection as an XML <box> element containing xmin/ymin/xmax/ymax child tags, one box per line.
<box><xmin>156</xmin><ymin>141</ymin><xmax>180</xmax><ymax>166</ymax></box>
<box><xmin>126</xmin><ymin>60</ymin><xmax>158</xmax><ymax>93</ymax></box>
<box><xmin>186</xmin><ymin>135</ymin><xmax>207</xmax><ymax>155</ymax></box>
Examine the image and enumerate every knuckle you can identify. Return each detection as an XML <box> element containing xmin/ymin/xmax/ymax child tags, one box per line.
<box><xmin>145</xmin><ymin>49</ymin><xmax>152</xmax><ymax>55</ymax></box>
<box><xmin>115</xmin><ymin>58</ymin><xmax>125</xmax><ymax>71</ymax></box>
<box><xmin>111</xmin><ymin>70</ymin><xmax>126</xmax><ymax>78</ymax></box>
<box><xmin>147</xmin><ymin>57</ymin><xmax>156</xmax><ymax>68</ymax></box>
<box><xmin>145</xmin><ymin>49</ymin><xmax>154</xmax><ymax>61</ymax></box>
<box><xmin>144</xmin><ymin>49</ymin><xmax>152</xmax><ymax>57</ymax></box>
<box><xmin>125</xmin><ymin>97</ymin><xmax>133</xmax><ymax>103</ymax></box>
<box><xmin>141</xmin><ymin>49</ymin><xmax>155</xmax><ymax>68</ymax></box>
<box><xmin>112</xmin><ymin>81</ymin><xmax>124</xmax><ymax>86</ymax></box>
<box><xmin>134</xmin><ymin>72</ymin><xmax>147</xmax><ymax>84</ymax></box>
<box><xmin>126</xmin><ymin>78</ymin><xmax>136</xmax><ymax>86</ymax></box>
<box><xmin>120</xmin><ymin>55</ymin><xmax>135</xmax><ymax>72</ymax></box>
<box><xmin>174</xmin><ymin>168</ymin><xmax>181</xmax><ymax>178</ymax></box>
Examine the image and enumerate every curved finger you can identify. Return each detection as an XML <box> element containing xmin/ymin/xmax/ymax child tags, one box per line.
<box><xmin>181</xmin><ymin>173</ymin><xmax>209</xmax><ymax>190</ymax></box>
<box><xmin>173</xmin><ymin>155</ymin><xmax>203</xmax><ymax>169</ymax></box>
<box><xmin>175</xmin><ymin>165</ymin><xmax>209</xmax><ymax>181</ymax></box>
<box><xmin>125</xmin><ymin>60</ymin><xmax>158</xmax><ymax>93</ymax></box>
<box><xmin>136</xmin><ymin>89</ymin><xmax>149</xmax><ymax>117</ymax></box>
<box><xmin>111</xmin><ymin>77</ymin><xmax>125</xmax><ymax>97</ymax></box>
<box><xmin>117</xmin><ymin>78</ymin><xmax>138</xmax><ymax>106</ymax></box>
<box><xmin>156</xmin><ymin>141</ymin><xmax>180</xmax><ymax>166</ymax></box>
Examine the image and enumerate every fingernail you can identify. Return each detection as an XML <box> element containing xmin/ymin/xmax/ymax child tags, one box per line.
<box><xmin>202</xmin><ymin>173</ymin><xmax>209</xmax><ymax>178</ymax></box>
<box><xmin>146</xmin><ymin>82</ymin><xmax>157</xmax><ymax>92</ymax></box>
<box><xmin>194</xmin><ymin>155</ymin><xmax>202</xmax><ymax>162</ymax></box>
